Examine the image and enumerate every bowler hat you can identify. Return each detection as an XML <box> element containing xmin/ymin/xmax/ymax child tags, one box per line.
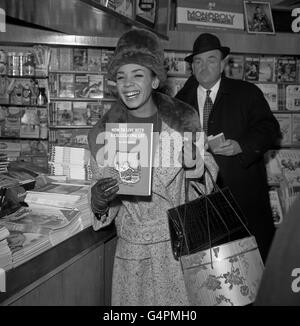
<box><xmin>185</xmin><ymin>33</ymin><xmax>230</xmax><ymax>63</ymax></box>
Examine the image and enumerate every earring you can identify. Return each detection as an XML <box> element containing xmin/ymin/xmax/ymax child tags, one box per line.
<box><xmin>152</xmin><ymin>80</ymin><xmax>159</xmax><ymax>89</ymax></box>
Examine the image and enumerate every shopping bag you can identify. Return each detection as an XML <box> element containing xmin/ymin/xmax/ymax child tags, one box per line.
<box><xmin>181</xmin><ymin>236</ymin><xmax>264</xmax><ymax>306</ymax></box>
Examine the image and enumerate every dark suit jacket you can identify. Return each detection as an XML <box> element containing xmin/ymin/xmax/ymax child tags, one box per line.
<box><xmin>176</xmin><ymin>75</ymin><xmax>281</xmax><ymax>262</ymax></box>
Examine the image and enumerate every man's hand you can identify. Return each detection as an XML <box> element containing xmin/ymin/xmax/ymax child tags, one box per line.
<box><xmin>91</xmin><ymin>177</ymin><xmax>119</xmax><ymax>213</ymax></box>
<box><xmin>212</xmin><ymin>139</ymin><xmax>242</xmax><ymax>156</ymax></box>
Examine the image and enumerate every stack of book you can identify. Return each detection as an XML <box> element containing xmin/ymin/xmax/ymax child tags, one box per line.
<box><xmin>48</xmin><ymin>146</ymin><xmax>91</xmax><ymax>181</ymax></box>
<box><xmin>0</xmin><ymin>225</ymin><xmax>12</xmax><ymax>270</ymax></box>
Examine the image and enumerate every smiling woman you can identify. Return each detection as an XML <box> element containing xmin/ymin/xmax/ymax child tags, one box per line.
<box><xmin>87</xmin><ymin>28</ymin><xmax>219</xmax><ymax>306</ymax></box>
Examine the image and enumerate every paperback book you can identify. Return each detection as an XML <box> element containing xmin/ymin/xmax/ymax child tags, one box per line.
<box><xmin>102</xmin><ymin>123</ymin><xmax>154</xmax><ymax>196</ymax></box>
<box><xmin>244</xmin><ymin>56</ymin><xmax>260</xmax><ymax>81</ymax></box>
<box><xmin>277</xmin><ymin>56</ymin><xmax>297</xmax><ymax>83</ymax></box>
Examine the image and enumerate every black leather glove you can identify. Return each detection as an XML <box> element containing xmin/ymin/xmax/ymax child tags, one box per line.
<box><xmin>91</xmin><ymin>177</ymin><xmax>119</xmax><ymax>215</ymax></box>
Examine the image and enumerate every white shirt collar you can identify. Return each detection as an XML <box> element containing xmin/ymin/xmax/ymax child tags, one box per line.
<box><xmin>198</xmin><ymin>78</ymin><xmax>221</xmax><ymax>103</ymax></box>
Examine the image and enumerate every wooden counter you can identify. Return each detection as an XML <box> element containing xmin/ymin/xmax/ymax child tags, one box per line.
<box><xmin>0</xmin><ymin>225</ymin><xmax>117</xmax><ymax>306</ymax></box>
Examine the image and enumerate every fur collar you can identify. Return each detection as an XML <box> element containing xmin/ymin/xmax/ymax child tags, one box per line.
<box><xmin>88</xmin><ymin>92</ymin><xmax>200</xmax><ymax>158</ymax></box>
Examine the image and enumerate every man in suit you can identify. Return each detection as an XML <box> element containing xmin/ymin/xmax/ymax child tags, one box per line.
<box><xmin>176</xmin><ymin>33</ymin><xmax>281</xmax><ymax>262</ymax></box>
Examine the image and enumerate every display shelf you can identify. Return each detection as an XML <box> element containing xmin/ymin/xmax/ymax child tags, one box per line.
<box><xmin>0</xmin><ymin>104</ymin><xmax>48</xmax><ymax>108</ymax></box>
<box><xmin>48</xmin><ymin>125</ymin><xmax>92</xmax><ymax>129</ymax></box>
<box><xmin>50</xmin><ymin>97</ymin><xmax>115</xmax><ymax>102</ymax></box>
<box><xmin>3</xmin><ymin>75</ymin><xmax>49</xmax><ymax>79</ymax></box>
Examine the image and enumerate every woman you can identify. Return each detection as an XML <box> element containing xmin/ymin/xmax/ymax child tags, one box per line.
<box><xmin>88</xmin><ymin>28</ymin><xmax>218</xmax><ymax>305</ymax></box>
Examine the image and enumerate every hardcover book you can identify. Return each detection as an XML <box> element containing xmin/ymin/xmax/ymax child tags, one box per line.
<box><xmin>102</xmin><ymin>123</ymin><xmax>154</xmax><ymax>196</ymax></box>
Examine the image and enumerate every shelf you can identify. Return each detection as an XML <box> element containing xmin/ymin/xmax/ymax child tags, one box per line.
<box><xmin>0</xmin><ymin>136</ymin><xmax>48</xmax><ymax>141</ymax></box>
<box><xmin>49</xmin><ymin>70</ymin><xmax>101</xmax><ymax>75</ymax></box>
<box><xmin>273</xmin><ymin>111</ymin><xmax>300</xmax><ymax>114</ymax></box>
<box><xmin>50</xmin><ymin>97</ymin><xmax>115</xmax><ymax>102</ymax></box>
<box><xmin>0</xmin><ymin>104</ymin><xmax>48</xmax><ymax>108</ymax></box>
<box><xmin>49</xmin><ymin>125</ymin><xmax>92</xmax><ymax>129</ymax></box>
<box><xmin>3</xmin><ymin>75</ymin><xmax>48</xmax><ymax>79</ymax></box>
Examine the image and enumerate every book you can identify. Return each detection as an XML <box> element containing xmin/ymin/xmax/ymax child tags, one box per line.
<box><xmin>59</xmin><ymin>47</ymin><xmax>73</xmax><ymax>71</ymax></box>
<box><xmin>224</xmin><ymin>54</ymin><xmax>244</xmax><ymax>80</ymax></box>
<box><xmin>275</xmin><ymin>149</ymin><xmax>300</xmax><ymax>187</ymax></box>
<box><xmin>58</xmin><ymin>74</ymin><xmax>75</xmax><ymax>98</ymax></box>
<box><xmin>101</xmin><ymin>49</ymin><xmax>114</xmax><ymax>74</ymax></box>
<box><xmin>166</xmin><ymin>52</ymin><xmax>189</xmax><ymax>75</ymax></box>
<box><xmin>269</xmin><ymin>188</ymin><xmax>284</xmax><ymax>226</ymax></box>
<box><xmin>286</xmin><ymin>85</ymin><xmax>300</xmax><ymax>111</ymax></box>
<box><xmin>56</xmin><ymin>101</ymin><xmax>73</xmax><ymax>126</ymax></box>
<box><xmin>256</xmin><ymin>83</ymin><xmax>278</xmax><ymax>111</ymax></box>
<box><xmin>273</xmin><ymin>113</ymin><xmax>292</xmax><ymax>146</ymax></box>
<box><xmin>102</xmin><ymin>123</ymin><xmax>154</xmax><ymax>196</ymax></box>
<box><xmin>73</xmin><ymin>48</ymin><xmax>88</xmax><ymax>71</ymax></box>
<box><xmin>72</xmin><ymin>102</ymin><xmax>88</xmax><ymax>126</ymax></box>
<box><xmin>292</xmin><ymin>113</ymin><xmax>300</xmax><ymax>145</ymax></box>
<box><xmin>258</xmin><ymin>56</ymin><xmax>276</xmax><ymax>82</ymax></box>
<box><xmin>3</xmin><ymin>107</ymin><xmax>20</xmax><ymax>138</ymax></box>
<box><xmin>87</xmin><ymin>74</ymin><xmax>104</xmax><ymax>98</ymax></box>
<box><xmin>208</xmin><ymin>132</ymin><xmax>226</xmax><ymax>151</ymax></box>
<box><xmin>87</xmin><ymin>102</ymin><xmax>103</xmax><ymax>126</ymax></box>
<box><xmin>87</xmin><ymin>48</ymin><xmax>102</xmax><ymax>72</ymax></box>
<box><xmin>277</xmin><ymin>56</ymin><xmax>297</xmax><ymax>83</ymax></box>
<box><xmin>20</xmin><ymin>107</ymin><xmax>40</xmax><ymax>138</ymax></box>
<box><xmin>244</xmin><ymin>56</ymin><xmax>260</xmax><ymax>81</ymax></box>
<box><xmin>74</xmin><ymin>73</ymin><xmax>89</xmax><ymax>98</ymax></box>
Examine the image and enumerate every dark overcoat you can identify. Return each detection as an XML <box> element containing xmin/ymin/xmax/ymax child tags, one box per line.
<box><xmin>176</xmin><ymin>75</ymin><xmax>281</xmax><ymax>261</ymax></box>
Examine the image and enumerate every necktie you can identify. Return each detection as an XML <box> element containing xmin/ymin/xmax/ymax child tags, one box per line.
<box><xmin>203</xmin><ymin>89</ymin><xmax>213</xmax><ymax>134</ymax></box>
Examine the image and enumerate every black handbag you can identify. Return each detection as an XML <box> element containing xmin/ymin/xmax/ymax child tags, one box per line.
<box><xmin>167</xmin><ymin>166</ymin><xmax>250</xmax><ymax>260</ymax></box>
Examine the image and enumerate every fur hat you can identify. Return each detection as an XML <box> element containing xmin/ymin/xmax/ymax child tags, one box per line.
<box><xmin>107</xmin><ymin>28</ymin><xmax>166</xmax><ymax>83</ymax></box>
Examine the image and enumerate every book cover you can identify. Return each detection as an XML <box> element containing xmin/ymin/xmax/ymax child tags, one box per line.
<box><xmin>275</xmin><ymin>149</ymin><xmax>300</xmax><ymax>187</ymax></box>
<box><xmin>58</xmin><ymin>74</ymin><xmax>75</xmax><ymax>98</ymax></box>
<box><xmin>244</xmin><ymin>56</ymin><xmax>260</xmax><ymax>81</ymax></box>
<box><xmin>87</xmin><ymin>102</ymin><xmax>103</xmax><ymax>126</ymax></box>
<box><xmin>73</xmin><ymin>48</ymin><xmax>88</xmax><ymax>71</ymax></box>
<box><xmin>56</xmin><ymin>101</ymin><xmax>73</xmax><ymax>126</ymax></box>
<box><xmin>101</xmin><ymin>49</ymin><xmax>114</xmax><ymax>74</ymax></box>
<box><xmin>104</xmin><ymin>76</ymin><xmax>117</xmax><ymax>98</ymax></box>
<box><xmin>167</xmin><ymin>52</ymin><xmax>189</xmax><ymax>75</ymax></box>
<box><xmin>273</xmin><ymin>113</ymin><xmax>292</xmax><ymax>146</ymax></box>
<box><xmin>208</xmin><ymin>132</ymin><xmax>226</xmax><ymax>151</ymax></box>
<box><xmin>292</xmin><ymin>113</ymin><xmax>300</xmax><ymax>145</ymax></box>
<box><xmin>269</xmin><ymin>188</ymin><xmax>283</xmax><ymax>226</ymax></box>
<box><xmin>3</xmin><ymin>107</ymin><xmax>20</xmax><ymax>138</ymax></box>
<box><xmin>286</xmin><ymin>85</ymin><xmax>300</xmax><ymax>111</ymax></box>
<box><xmin>102</xmin><ymin>123</ymin><xmax>154</xmax><ymax>196</ymax></box>
<box><xmin>224</xmin><ymin>54</ymin><xmax>244</xmax><ymax>80</ymax></box>
<box><xmin>277</xmin><ymin>56</ymin><xmax>297</xmax><ymax>83</ymax></box>
<box><xmin>74</xmin><ymin>74</ymin><xmax>89</xmax><ymax>98</ymax></box>
<box><xmin>59</xmin><ymin>47</ymin><xmax>73</xmax><ymax>71</ymax></box>
<box><xmin>20</xmin><ymin>107</ymin><xmax>40</xmax><ymax>138</ymax></box>
<box><xmin>256</xmin><ymin>83</ymin><xmax>278</xmax><ymax>111</ymax></box>
<box><xmin>87</xmin><ymin>48</ymin><xmax>102</xmax><ymax>72</ymax></box>
<box><xmin>72</xmin><ymin>102</ymin><xmax>88</xmax><ymax>126</ymax></box>
<box><xmin>258</xmin><ymin>56</ymin><xmax>276</xmax><ymax>82</ymax></box>
<box><xmin>87</xmin><ymin>74</ymin><xmax>104</xmax><ymax>98</ymax></box>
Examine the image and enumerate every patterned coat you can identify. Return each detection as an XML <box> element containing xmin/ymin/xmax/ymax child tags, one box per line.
<box><xmin>88</xmin><ymin>92</ymin><xmax>218</xmax><ymax>306</ymax></box>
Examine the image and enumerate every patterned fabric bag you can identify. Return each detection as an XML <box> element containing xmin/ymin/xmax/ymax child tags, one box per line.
<box><xmin>167</xmin><ymin>166</ymin><xmax>264</xmax><ymax>305</ymax></box>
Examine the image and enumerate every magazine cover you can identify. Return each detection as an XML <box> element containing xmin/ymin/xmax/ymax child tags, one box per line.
<box><xmin>87</xmin><ymin>74</ymin><xmax>104</xmax><ymax>98</ymax></box>
<box><xmin>59</xmin><ymin>48</ymin><xmax>73</xmax><ymax>71</ymax></box>
<box><xmin>103</xmin><ymin>123</ymin><xmax>154</xmax><ymax>196</ymax></box>
<box><xmin>256</xmin><ymin>83</ymin><xmax>278</xmax><ymax>111</ymax></box>
<box><xmin>292</xmin><ymin>113</ymin><xmax>300</xmax><ymax>145</ymax></box>
<box><xmin>73</xmin><ymin>48</ymin><xmax>88</xmax><ymax>71</ymax></box>
<box><xmin>20</xmin><ymin>107</ymin><xmax>40</xmax><ymax>138</ymax></box>
<box><xmin>56</xmin><ymin>101</ymin><xmax>73</xmax><ymax>126</ymax></box>
<box><xmin>3</xmin><ymin>107</ymin><xmax>20</xmax><ymax>138</ymax></box>
<box><xmin>244</xmin><ymin>56</ymin><xmax>260</xmax><ymax>81</ymax></box>
<box><xmin>74</xmin><ymin>74</ymin><xmax>89</xmax><ymax>98</ymax></box>
<box><xmin>115</xmin><ymin>0</ymin><xmax>134</xmax><ymax>18</ymax></box>
<box><xmin>258</xmin><ymin>56</ymin><xmax>276</xmax><ymax>82</ymax></box>
<box><xmin>277</xmin><ymin>56</ymin><xmax>297</xmax><ymax>83</ymax></box>
<box><xmin>286</xmin><ymin>85</ymin><xmax>300</xmax><ymax>111</ymax></box>
<box><xmin>87</xmin><ymin>48</ymin><xmax>102</xmax><ymax>72</ymax></box>
<box><xmin>72</xmin><ymin>102</ymin><xmax>88</xmax><ymax>126</ymax></box>
<box><xmin>58</xmin><ymin>74</ymin><xmax>75</xmax><ymax>98</ymax></box>
<box><xmin>224</xmin><ymin>54</ymin><xmax>244</xmax><ymax>80</ymax></box>
<box><xmin>273</xmin><ymin>113</ymin><xmax>292</xmax><ymax>146</ymax></box>
<box><xmin>269</xmin><ymin>188</ymin><xmax>283</xmax><ymax>226</ymax></box>
<box><xmin>135</xmin><ymin>0</ymin><xmax>157</xmax><ymax>27</ymax></box>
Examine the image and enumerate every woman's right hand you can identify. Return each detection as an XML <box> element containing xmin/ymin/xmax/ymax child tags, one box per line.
<box><xmin>91</xmin><ymin>177</ymin><xmax>119</xmax><ymax>214</ymax></box>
